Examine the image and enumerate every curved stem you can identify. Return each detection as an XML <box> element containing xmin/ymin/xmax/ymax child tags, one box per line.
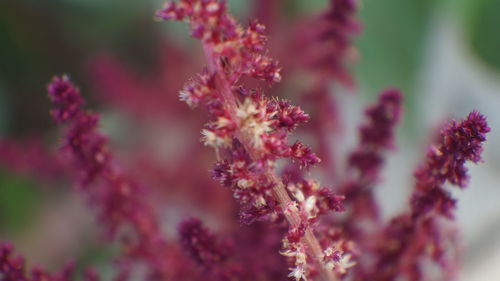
<box><xmin>202</xmin><ymin>43</ymin><xmax>337</xmax><ymax>281</ymax></box>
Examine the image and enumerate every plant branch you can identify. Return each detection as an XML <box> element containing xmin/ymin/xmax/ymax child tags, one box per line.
<box><xmin>202</xmin><ymin>43</ymin><xmax>337</xmax><ymax>281</ymax></box>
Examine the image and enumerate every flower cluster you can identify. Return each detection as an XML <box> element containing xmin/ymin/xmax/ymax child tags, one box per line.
<box><xmin>47</xmin><ymin>76</ymin><xmax>191</xmax><ymax>281</ymax></box>
<box><xmin>178</xmin><ymin>218</ymin><xmax>236</xmax><ymax>280</ymax></box>
<box><xmin>0</xmin><ymin>243</ymin><xmax>98</xmax><ymax>281</ymax></box>
<box><xmin>156</xmin><ymin>0</ymin><xmax>281</xmax><ymax>85</ymax></box>
<box><xmin>157</xmin><ymin>1</ymin><xmax>351</xmax><ymax>280</ymax></box>
<box><xmin>413</xmin><ymin>111</ymin><xmax>489</xmax><ymax>193</ymax></box>
<box><xmin>298</xmin><ymin>0</ymin><xmax>361</xmax><ymax>86</ymax></box>
<box><xmin>342</xmin><ymin>88</ymin><xmax>403</xmax><ymax>228</ymax></box>
<box><xmin>367</xmin><ymin>112</ymin><xmax>490</xmax><ymax>281</ymax></box>
<box><xmin>296</xmin><ymin>0</ymin><xmax>361</xmax><ymax>177</ymax></box>
<box><xmin>0</xmin><ymin>1</ymin><xmax>492</xmax><ymax>281</ymax></box>
<box><xmin>0</xmin><ymin>138</ymin><xmax>64</xmax><ymax>182</ymax></box>
<box><xmin>179</xmin><ymin>218</ymin><xmax>229</xmax><ymax>268</ymax></box>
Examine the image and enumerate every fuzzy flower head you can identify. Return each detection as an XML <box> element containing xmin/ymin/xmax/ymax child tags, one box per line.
<box><xmin>158</xmin><ymin>1</ymin><xmax>353</xmax><ymax>280</ymax></box>
<box><xmin>411</xmin><ymin>111</ymin><xmax>490</xmax><ymax>218</ymax></box>
<box><xmin>178</xmin><ymin>218</ymin><xmax>229</xmax><ymax>268</ymax></box>
<box><xmin>47</xmin><ymin>75</ymin><xmax>84</xmax><ymax>123</ymax></box>
<box><xmin>359</xmin><ymin>88</ymin><xmax>402</xmax><ymax>149</ymax></box>
<box><xmin>415</xmin><ymin>111</ymin><xmax>490</xmax><ymax>190</ymax></box>
<box><xmin>298</xmin><ymin>0</ymin><xmax>361</xmax><ymax>86</ymax></box>
<box><xmin>370</xmin><ymin>111</ymin><xmax>490</xmax><ymax>281</ymax></box>
<box><xmin>235</xmin><ymin>97</ymin><xmax>274</xmax><ymax>150</ymax></box>
<box><xmin>156</xmin><ymin>0</ymin><xmax>280</xmax><ymax>84</ymax></box>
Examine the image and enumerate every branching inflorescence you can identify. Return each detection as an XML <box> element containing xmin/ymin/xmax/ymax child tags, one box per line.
<box><xmin>341</xmin><ymin>88</ymin><xmax>403</xmax><ymax>236</ymax></box>
<box><xmin>296</xmin><ymin>0</ymin><xmax>361</xmax><ymax>179</ymax></box>
<box><xmin>368</xmin><ymin>112</ymin><xmax>490</xmax><ymax>281</ymax></box>
<box><xmin>330</xmin><ymin>111</ymin><xmax>490</xmax><ymax>281</ymax></box>
<box><xmin>47</xmin><ymin>76</ymin><xmax>192</xmax><ymax>281</ymax></box>
<box><xmin>155</xmin><ymin>1</ymin><xmax>356</xmax><ymax>280</ymax></box>
<box><xmin>0</xmin><ymin>1</ymin><xmax>491</xmax><ymax>281</ymax></box>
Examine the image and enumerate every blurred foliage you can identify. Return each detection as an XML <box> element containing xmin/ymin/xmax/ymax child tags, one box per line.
<box><xmin>74</xmin><ymin>240</ymin><xmax>117</xmax><ymax>278</ymax></box>
<box><xmin>355</xmin><ymin>0</ymin><xmax>434</xmax><ymax>126</ymax></box>
<box><xmin>0</xmin><ymin>81</ymin><xmax>8</xmax><ymax>135</ymax></box>
<box><xmin>0</xmin><ymin>171</ymin><xmax>42</xmax><ymax>233</ymax></box>
<box><xmin>438</xmin><ymin>0</ymin><xmax>500</xmax><ymax>73</ymax></box>
<box><xmin>459</xmin><ymin>0</ymin><xmax>500</xmax><ymax>72</ymax></box>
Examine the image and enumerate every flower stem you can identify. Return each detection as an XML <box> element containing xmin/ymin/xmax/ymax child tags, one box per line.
<box><xmin>202</xmin><ymin>42</ymin><xmax>337</xmax><ymax>281</ymax></box>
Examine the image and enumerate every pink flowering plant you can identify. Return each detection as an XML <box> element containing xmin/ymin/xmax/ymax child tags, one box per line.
<box><xmin>0</xmin><ymin>1</ymin><xmax>491</xmax><ymax>281</ymax></box>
